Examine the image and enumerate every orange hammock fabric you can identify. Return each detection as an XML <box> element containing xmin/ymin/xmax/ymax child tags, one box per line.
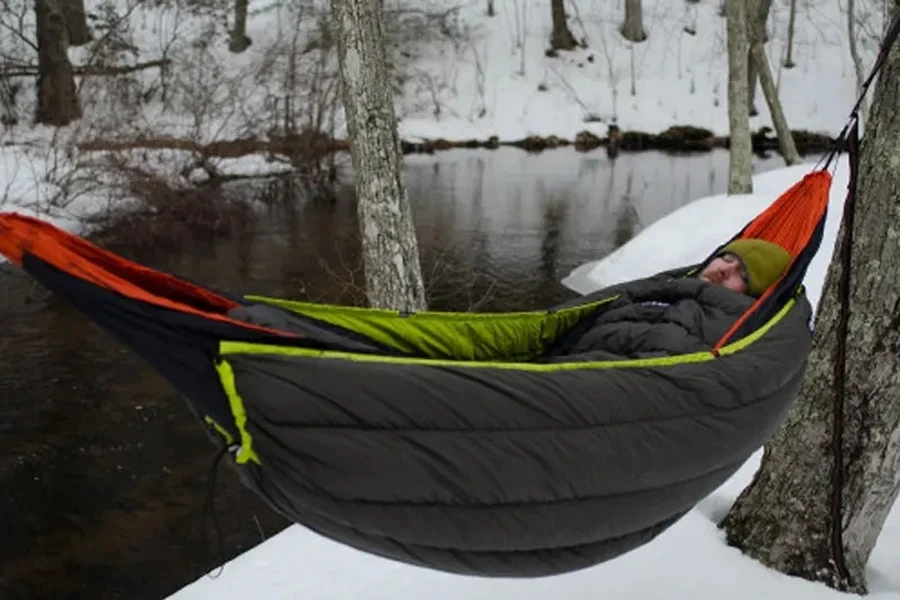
<box><xmin>0</xmin><ymin>212</ymin><xmax>297</xmax><ymax>338</ymax></box>
<box><xmin>712</xmin><ymin>168</ymin><xmax>833</xmax><ymax>350</ymax></box>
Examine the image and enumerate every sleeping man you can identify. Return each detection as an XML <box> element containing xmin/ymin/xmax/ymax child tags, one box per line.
<box><xmin>544</xmin><ymin>238</ymin><xmax>793</xmax><ymax>361</ymax></box>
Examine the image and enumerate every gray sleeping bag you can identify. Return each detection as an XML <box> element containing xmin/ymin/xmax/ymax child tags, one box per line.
<box><xmin>218</xmin><ymin>270</ymin><xmax>813</xmax><ymax>577</ymax></box>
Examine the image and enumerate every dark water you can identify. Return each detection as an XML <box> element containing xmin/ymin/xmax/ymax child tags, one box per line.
<box><xmin>0</xmin><ymin>148</ymin><xmax>785</xmax><ymax>600</ymax></box>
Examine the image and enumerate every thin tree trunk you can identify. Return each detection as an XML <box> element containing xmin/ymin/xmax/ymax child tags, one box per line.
<box><xmin>784</xmin><ymin>0</ymin><xmax>797</xmax><ymax>67</ymax></box>
<box><xmin>486</xmin><ymin>0</ymin><xmax>494</xmax><ymax>17</ymax></box>
<box><xmin>720</xmin><ymin>29</ymin><xmax>900</xmax><ymax>595</ymax></box>
<box><xmin>35</xmin><ymin>0</ymin><xmax>81</xmax><ymax>126</ymax></box>
<box><xmin>331</xmin><ymin>0</ymin><xmax>427</xmax><ymax>313</ymax></box>
<box><xmin>847</xmin><ymin>0</ymin><xmax>869</xmax><ymax>122</ymax></box>
<box><xmin>229</xmin><ymin>0</ymin><xmax>252</xmax><ymax>53</ymax></box>
<box><xmin>726</xmin><ymin>0</ymin><xmax>752</xmax><ymax>194</ymax></box>
<box><xmin>749</xmin><ymin>42</ymin><xmax>801</xmax><ymax>164</ymax></box>
<box><xmin>621</xmin><ymin>0</ymin><xmax>647</xmax><ymax>42</ymax></box>
<box><xmin>746</xmin><ymin>0</ymin><xmax>772</xmax><ymax>115</ymax></box>
<box><xmin>61</xmin><ymin>0</ymin><xmax>91</xmax><ymax>46</ymax></box>
<box><xmin>549</xmin><ymin>0</ymin><xmax>577</xmax><ymax>50</ymax></box>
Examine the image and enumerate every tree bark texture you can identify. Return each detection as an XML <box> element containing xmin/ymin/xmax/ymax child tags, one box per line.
<box><xmin>331</xmin><ymin>0</ymin><xmax>428</xmax><ymax>313</ymax></box>
<box><xmin>549</xmin><ymin>0</ymin><xmax>578</xmax><ymax>50</ymax></box>
<box><xmin>749</xmin><ymin>42</ymin><xmax>801</xmax><ymax>165</ymax></box>
<box><xmin>746</xmin><ymin>0</ymin><xmax>772</xmax><ymax>114</ymax></box>
<box><xmin>229</xmin><ymin>0</ymin><xmax>252</xmax><ymax>53</ymax></box>
<box><xmin>621</xmin><ymin>0</ymin><xmax>647</xmax><ymax>42</ymax></box>
<box><xmin>35</xmin><ymin>0</ymin><xmax>82</xmax><ymax>126</ymax></box>
<box><xmin>720</xmin><ymin>34</ymin><xmax>900</xmax><ymax>595</ymax></box>
<box><xmin>61</xmin><ymin>0</ymin><xmax>91</xmax><ymax>46</ymax></box>
<box><xmin>726</xmin><ymin>0</ymin><xmax>752</xmax><ymax>194</ymax></box>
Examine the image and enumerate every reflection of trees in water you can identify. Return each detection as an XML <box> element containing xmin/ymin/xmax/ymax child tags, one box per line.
<box><xmin>420</xmin><ymin>156</ymin><xmax>497</xmax><ymax>311</ymax></box>
<box><xmin>613</xmin><ymin>170</ymin><xmax>642</xmax><ymax>249</ymax></box>
<box><xmin>539</xmin><ymin>188</ymin><xmax>569</xmax><ymax>289</ymax></box>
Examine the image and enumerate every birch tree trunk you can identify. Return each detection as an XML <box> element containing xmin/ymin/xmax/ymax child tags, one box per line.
<box><xmin>720</xmin><ymin>31</ymin><xmax>900</xmax><ymax>595</ymax></box>
<box><xmin>621</xmin><ymin>0</ymin><xmax>647</xmax><ymax>42</ymax></box>
<box><xmin>35</xmin><ymin>0</ymin><xmax>82</xmax><ymax>126</ymax></box>
<box><xmin>331</xmin><ymin>0</ymin><xmax>427</xmax><ymax>313</ymax></box>
<box><xmin>749</xmin><ymin>42</ymin><xmax>801</xmax><ymax>165</ymax></box>
<box><xmin>549</xmin><ymin>0</ymin><xmax>578</xmax><ymax>51</ymax></box>
<box><xmin>726</xmin><ymin>0</ymin><xmax>752</xmax><ymax>194</ymax></box>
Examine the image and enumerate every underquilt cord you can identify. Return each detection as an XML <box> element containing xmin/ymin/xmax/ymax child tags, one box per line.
<box><xmin>199</xmin><ymin>443</ymin><xmax>229</xmax><ymax>579</ymax></box>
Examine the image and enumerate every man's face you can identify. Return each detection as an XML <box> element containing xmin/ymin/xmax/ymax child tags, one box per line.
<box><xmin>698</xmin><ymin>253</ymin><xmax>747</xmax><ymax>293</ymax></box>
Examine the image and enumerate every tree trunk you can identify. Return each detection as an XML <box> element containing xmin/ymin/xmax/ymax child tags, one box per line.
<box><xmin>720</xmin><ymin>30</ymin><xmax>900</xmax><ymax>595</ymax></box>
<box><xmin>61</xmin><ymin>0</ymin><xmax>91</xmax><ymax>46</ymax></box>
<box><xmin>726</xmin><ymin>0</ymin><xmax>752</xmax><ymax>194</ymax></box>
<box><xmin>229</xmin><ymin>0</ymin><xmax>252</xmax><ymax>53</ymax></box>
<box><xmin>749</xmin><ymin>42</ymin><xmax>801</xmax><ymax>165</ymax></box>
<box><xmin>331</xmin><ymin>0</ymin><xmax>428</xmax><ymax>313</ymax></box>
<box><xmin>847</xmin><ymin>0</ymin><xmax>868</xmax><ymax>122</ymax></box>
<box><xmin>784</xmin><ymin>0</ymin><xmax>797</xmax><ymax>67</ymax></box>
<box><xmin>35</xmin><ymin>0</ymin><xmax>82</xmax><ymax>126</ymax></box>
<box><xmin>486</xmin><ymin>0</ymin><xmax>494</xmax><ymax>17</ymax></box>
<box><xmin>746</xmin><ymin>0</ymin><xmax>772</xmax><ymax>115</ymax></box>
<box><xmin>621</xmin><ymin>0</ymin><xmax>647</xmax><ymax>43</ymax></box>
<box><xmin>549</xmin><ymin>0</ymin><xmax>577</xmax><ymax>50</ymax></box>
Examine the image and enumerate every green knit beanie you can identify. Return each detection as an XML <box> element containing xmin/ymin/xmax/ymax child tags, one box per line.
<box><xmin>718</xmin><ymin>238</ymin><xmax>792</xmax><ymax>296</ymax></box>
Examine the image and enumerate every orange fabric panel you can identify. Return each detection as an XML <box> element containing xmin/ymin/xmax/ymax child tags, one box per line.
<box><xmin>712</xmin><ymin>170</ymin><xmax>833</xmax><ymax>350</ymax></box>
<box><xmin>0</xmin><ymin>212</ymin><xmax>298</xmax><ymax>338</ymax></box>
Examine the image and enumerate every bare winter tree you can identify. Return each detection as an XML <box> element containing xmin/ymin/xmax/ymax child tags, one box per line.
<box><xmin>61</xmin><ymin>0</ymin><xmax>91</xmax><ymax>46</ymax></box>
<box><xmin>331</xmin><ymin>0</ymin><xmax>428</xmax><ymax>312</ymax></box>
<box><xmin>229</xmin><ymin>0</ymin><xmax>252</xmax><ymax>53</ymax></box>
<box><xmin>621</xmin><ymin>0</ymin><xmax>647</xmax><ymax>42</ymax></box>
<box><xmin>746</xmin><ymin>0</ymin><xmax>772</xmax><ymax>115</ymax></box>
<box><xmin>726</xmin><ymin>0</ymin><xmax>752</xmax><ymax>194</ymax></box>
<box><xmin>35</xmin><ymin>0</ymin><xmax>82</xmax><ymax>125</ymax></box>
<box><xmin>549</xmin><ymin>0</ymin><xmax>578</xmax><ymax>51</ymax></box>
<box><xmin>747</xmin><ymin>6</ymin><xmax>801</xmax><ymax>164</ymax></box>
<box><xmin>721</xmin><ymin>19</ymin><xmax>900</xmax><ymax>594</ymax></box>
<box><xmin>784</xmin><ymin>0</ymin><xmax>797</xmax><ymax>67</ymax></box>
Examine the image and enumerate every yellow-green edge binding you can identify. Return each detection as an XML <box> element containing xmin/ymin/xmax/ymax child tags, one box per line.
<box><xmin>209</xmin><ymin>283</ymin><xmax>802</xmax><ymax>464</ymax></box>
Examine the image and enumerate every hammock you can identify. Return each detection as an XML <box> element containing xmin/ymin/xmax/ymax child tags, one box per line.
<box><xmin>5</xmin><ymin>12</ymin><xmax>899</xmax><ymax>570</ymax></box>
<box><xmin>0</xmin><ymin>164</ymin><xmax>834</xmax><ymax>577</ymax></box>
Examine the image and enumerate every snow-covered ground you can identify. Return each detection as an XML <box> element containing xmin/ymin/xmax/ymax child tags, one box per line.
<box><xmin>165</xmin><ymin>159</ymin><xmax>900</xmax><ymax>600</ymax></box>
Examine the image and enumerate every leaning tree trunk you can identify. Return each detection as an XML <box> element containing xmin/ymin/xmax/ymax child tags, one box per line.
<box><xmin>720</xmin><ymin>29</ymin><xmax>900</xmax><ymax>595</ymax></box>
<box><xmin>726</xmin><ymin>0</ymin><xmax>752</xmax><ymax>194</ymax></box>
<box><xmin>331</xmin><ymin>0</ymin><xmax>428</xmax><ymax>313</ymax></box>
<box><xmin>549</xmin><ymin>0</ymin><xmax>578</xmax><ymax>51</ymax></box>
<box><xmin>749</xmin><ymin>41</ymin><xmax>801</xmax><ymax>164</ymax></box>
<box><xmin>61</xmin><ymin>0</ymin><xmax>91</xmax><ymax>46</ymax></box>
<box><xmin>35</xmin><ymin>0</ymin><xmax>82</xmax><ymax>126</ymax></box>
<box><xmin>621</xmin><ymin>0</ymin><xmax>647</xmax><ymax>42</ymax></box>
<box><xmin>746</xmin><ymin>0</ymin><xmax>772</xmax><ymax>115</ymax></box>
<box><xmin>229</xmin><ymin>0</ymin><xmax>252</xmax><ymax>53</ymax></box>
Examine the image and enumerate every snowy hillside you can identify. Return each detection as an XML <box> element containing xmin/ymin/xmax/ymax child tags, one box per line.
<box><xmin>398</xmin><ymin>0</ymin><xmax>889</xmax><ymax>140</ymax></box>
